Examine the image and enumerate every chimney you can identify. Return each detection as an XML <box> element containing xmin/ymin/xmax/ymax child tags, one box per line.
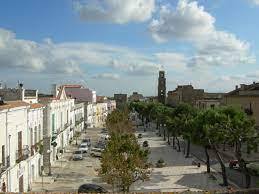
<box><xmin>253</xmin><ymin>81</ymin><xmax>256</xmax><ymax>84</ymax></box>
<box><xmin>235</xmin><ymin>85</ymin><xmax>238</xmax><ymax>90</ymax></box>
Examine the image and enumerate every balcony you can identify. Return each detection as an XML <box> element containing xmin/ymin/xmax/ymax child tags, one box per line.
<box><xmin>0</xmin><ymin>156</ymin><xmax>10</xmax><ymax>174</ymax></box>
<box><xmin>16</xmin><ymin>145</ymin><xmax>30</xmax><ymax>163</ymax></box>
<box><xmin>64</xmin><ymin>122</ymin><xmax>71</xmax><ymax>129</ymax></box>
<box><xmin>75</xmin><ymin>117</ymin><xmax>84</xmax><ymax>126</ymax></box>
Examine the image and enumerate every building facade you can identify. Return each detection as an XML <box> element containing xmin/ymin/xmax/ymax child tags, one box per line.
<box><xmin>39</xmin><ymin>86</ymin><xmax>75</xmax><ymax>176</ymax></box>
<box><xmin>222</xmin><ymin>83</ymin><xmax>259</xmax><ymax>127</ymax></box>
<box><xmin>0</xmin><ymin>101</ymin><xmax>30</xmax><ymax>192</ymax></box>
<box><xmin>167</xmin><ymin>85</ymin><xmax>204</xmax><ymax>107</ymax></box>
<box><xmin>196</xmin><ymin>93</ymin><xmax>223</xmax><ymax>109</ymax></box>
<box><xmin>128</xmin><ymin>92</ymin><xmax>144</xmax><ymax>102</ymax></box>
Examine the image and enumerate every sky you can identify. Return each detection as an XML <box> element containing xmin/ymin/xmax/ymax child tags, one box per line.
<box><xmin>0</xmin><ymin>0</ymin><xmax>259</xmax><ymax>96</ymax></box>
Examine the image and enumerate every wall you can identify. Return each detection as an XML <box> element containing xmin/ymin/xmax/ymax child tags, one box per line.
<box><xmin>223</xmin><ymin>96</ymin><xmax>259</xmax><ymax>126</ymax></box>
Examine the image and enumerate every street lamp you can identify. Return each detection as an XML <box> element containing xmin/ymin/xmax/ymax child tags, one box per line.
<box><xmin>159</xmin><ymin>124</ymin><xmax>162</xmax><ymax>137</ymax></box>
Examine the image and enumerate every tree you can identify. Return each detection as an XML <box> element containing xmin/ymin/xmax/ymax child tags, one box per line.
<box><xmin>173</xmin><ymin>104</ymin><xmax>197</xmax><ymax>157</ymax></box>
<box><xmin>193</xmin><ymin>108</ymin><xmax>229</xmax><ymax>186</ymax></box>
<box><xmin>100</xmin><ymin>110</ymin><xmax>151</xmax><ymax>191</ymax></box>
<box><xmin>106</xmin><ymin>109</ymin><xmax>135</xmax><ymax>134</ymax></box>
<box><xmin>221</xmin><ymin>106</ymin><xmax>258</xmax><ymax>188</ymax></box>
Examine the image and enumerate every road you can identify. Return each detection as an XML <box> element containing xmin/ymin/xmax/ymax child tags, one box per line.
<box><xmin>31</xmin><ymin>128</ymin><xmax>109</xmax><ymax>192</ymax></box>
<box><xmin>31</xmin><ymin>126</ymin><xmax>232</xmax><ymax>192</ymax></box>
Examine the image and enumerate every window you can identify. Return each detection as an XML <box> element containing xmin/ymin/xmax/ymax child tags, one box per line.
<box><xmin>2</xmin><ymin>145</ymin><xmax>5</xmax><ymax>166</ymax></box>
<box><xmin>38</xmin><ymin>124</ymin><xmax>41</xmax><ymax>141</ymax></box>
<box><xmin>34</xmin><ymin>126</ymin><xmax>37</xmax><ymax>144</ymax></box>
<box><xmin>52</xmin><ymin>114</ymin><xmax>55</xmax><ymax>135</ymax></box>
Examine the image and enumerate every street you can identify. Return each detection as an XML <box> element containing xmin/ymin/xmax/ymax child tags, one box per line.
<box><xmin>31</xmin><ymin>126</ymin><xmax>231</xmax><ymax>192</ymax></box>
<box><xmin>31</xmin><ymin>128</ymin><xmax>108</xmax><ymax>192</ymax></box>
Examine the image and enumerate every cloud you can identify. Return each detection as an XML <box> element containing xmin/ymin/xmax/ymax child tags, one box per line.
<box><xmin>92</xmin><ymin>73</ymin><xmax>120</xmax><ymax>80</ymax></box>
<box><xmin>149</xmin><ymin>0</ymin><xmax>256</xmax><ymax>67</ymax></box>
<box><xmin>155</xmin><ymin>52</ymin><xmax>187</xmax><ymax>71</ymax></box>
<box><xmin>0</xmin><ymin>28</ymin><xmax>159</xmax><ymax>76</ymax></box>
<box><xmin>74</xmin><ymin>0</ymin><xmax>155</xmax><ymax>24</ymax></box>
<box><xmin>248</xmin><ymin>0</ymin><xmax>259</xmax><ymax>5</ymax></box>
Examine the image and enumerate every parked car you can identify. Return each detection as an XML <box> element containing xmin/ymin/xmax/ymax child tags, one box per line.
<box><xmin>78</xmin><ymin>184</ymin><xmax>107</xmax><ymax>193</ymax></box>
<box><xmin>79</xmin><ymin>144</ymin><xmax>89</xmax><ymax>153</ymax></box>
<box><xmin>229</xmin><ymin>160</ymin><xmax>239</xmax><ymax>169</ymax></box>
<box><xmin>143</xmin><ymin>140</ymin><xmax>149</xmax><ymax>147</ymax></box>
<box><xmin>73</xmin><ymin>150</ymin><xmax>83</xmax><ymax>161</ymax></box>
<box><xmin>81</xmin><ymin>138</ymin><xmax>91</xmax><ymax>147</ymax></box>
<box><xmin>138</xmin><ymin>134</ymin><xmax>142</xmax><ymax>138</ymax></box>
<box><xmin>90</xmin><ymin>147</ymin><xmax>104</xmax><ymax>157</ymax></box>
<box><xmin>101</xmin><ymin>128</ymin><xmax>108</xmax><ymax>133</ymax></box>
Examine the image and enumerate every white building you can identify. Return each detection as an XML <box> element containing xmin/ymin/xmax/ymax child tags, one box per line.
<box><xmin>73</xmin><ymin>103</ymin><xmax>84</xmax><ymax>132</ymax></box>
<box><xmin>27</xmin><ymin>103</ymin><xmax>44</xmax><ymax>189</ymax></box>
<box><xmin>0</xmin><ymin>101</ymin><xmax>30</xmax><ymax>192</ymax></box>
<box><xmin>39</xmin><ymin>85</ymin><xmax>75</xmax><ymax>175</ymax></box>
<box><xmin>0</xmin><ymin>97</ymin><xmax>45</xmax><ymax>192</ymax></box>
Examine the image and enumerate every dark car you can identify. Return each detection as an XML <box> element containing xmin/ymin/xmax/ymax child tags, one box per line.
<box><xmin>143</xmin><ymin>140</ymin><xmax>149</xmax><ymax>147</ymax></box>
<box><xmin>137</xmin><ymin>134</ymin><xmax>142</xmax><ymax>138</ymax></box>
<box><xmin>78</xmin><ymin>184</ymin><xmax>107</xmax><ymax>193</ymax></box>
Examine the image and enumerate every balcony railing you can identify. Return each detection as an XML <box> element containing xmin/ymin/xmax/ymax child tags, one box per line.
<box><xmin>0</xmin><ymin>156</ymin><xmax>10</xmax><ymax>174</ymax></box>
<box><xmin>16</xmin><ymin>145</ymin><xmax>30</xmax><ymax>163</ymax></box>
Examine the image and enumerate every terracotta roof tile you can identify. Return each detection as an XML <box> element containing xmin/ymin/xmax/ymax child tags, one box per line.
<box><xmin>30</xmin><ymin>103</ymin><xmax>45</xmax><ymax>109</ymax></box>
<box><xmin>0</xmin><ymin>101</ymin><xmax>29</xmax><ymax>111</ymax></box>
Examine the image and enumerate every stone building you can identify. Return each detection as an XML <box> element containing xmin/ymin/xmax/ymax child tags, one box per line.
<box><xmin>114</xmin><ymin>94</ymin><xmax>127</xmax><ymax>109</ymax></box>
<box><xmin>128</xmin><ymin>92</ymin><xmax>144</xmax><ymax>102</ymax></box>
<box><xmin>167</xmin><ymin>85</ymin><xmax>204</xmax><ymax>107</ymax></box>
<box><xmin>196</xmin><ymin>93</ymin><xmax>224</xmax><ymax>109</ymax></box>
<box><xmin>222</xmin><ymin>82</ymin><xmax>259</xmax><ymax>127</ymax></box>
<box><xmin>158</xmin><ymin>71</ymin><xmax>166</xmax><ymax>104</ymax></box>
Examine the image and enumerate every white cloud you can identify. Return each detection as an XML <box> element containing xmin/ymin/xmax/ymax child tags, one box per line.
<box><xmin>155</xmin><ymin>52</ymin><xmax>187</xmax><ymax>71</ymax></box>
<box><xmin>92</xmin><ymin>73</ymin><xmax>120</xmax><ymax>80</ymax></box>
<box><xmin>248</xmin><ymin>0</ymin><xmax>259</xmax><ymax>5</ymax></box>
<box><xmin>0</xmin><ymin>28</ymin><xmax>159</xmax><ymax>76</ymax></box>
<box><xmin>149</xmin><ymin>0</ymin><xmax>255</xmax><ymax>67</ymax></box>
<box><xmin>74</xmin><ymin>0</ymin><xmax>155</xmax><ymax>24</ymax></box>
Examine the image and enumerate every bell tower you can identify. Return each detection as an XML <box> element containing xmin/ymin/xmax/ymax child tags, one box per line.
<box><xmin>158</xmin><ymin>70</ymin><xmax>166</xmax><ymax>104</ymax></box>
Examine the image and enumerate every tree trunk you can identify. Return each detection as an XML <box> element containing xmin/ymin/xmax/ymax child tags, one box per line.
<box><xmin>186</xmin><ymin>138</ymin><xmax>191</xmax><ymax>158</ymax></box>
<box><xmin>235</xmin><ymin>141</ymin><xmax>251</xmax><ymax>188</ymax></box>
<box><xmin>176</xmin><ymin>137</ymin><xmax>181</xmax><ymax>152</ymax></box>
<box><xmin>213</xmin><ymin>146</ymin><xmax>228</xmax><ymax>186</ymax></box>
<box><xmin>205</xmin><ymin>146</ymin><xmax>211</xmax><ymax>173</ymax></box>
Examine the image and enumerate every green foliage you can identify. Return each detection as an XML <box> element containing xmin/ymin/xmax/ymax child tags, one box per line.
<box><xmin>99</xmin><ymin>133</ymin><xmax>151</xmax><ymax>191</ymax></box>
<box><xmin>106</xmin><ymin>109</ymin><xmax>134</xmax><ymax>133</ymax></box>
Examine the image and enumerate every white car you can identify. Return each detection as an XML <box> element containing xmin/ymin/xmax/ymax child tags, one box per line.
<box><xmin>81</xmin><ymin>138</ymin><xmax>91</xmax><ymax>147</ymax></box>
<box><xmin>79</xmin><ymin>145</ymin><xmax>89</xmax><ymax>153</ymax></box>
<box><xmin>90</xmin><ymin>147</ymin><xmax>103</xmax><ymax>157</ymax></box>
<box><xmin>73</xmin><ymin>150</ymin><xmax>83</xmax><ymax>161</ymax></box>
